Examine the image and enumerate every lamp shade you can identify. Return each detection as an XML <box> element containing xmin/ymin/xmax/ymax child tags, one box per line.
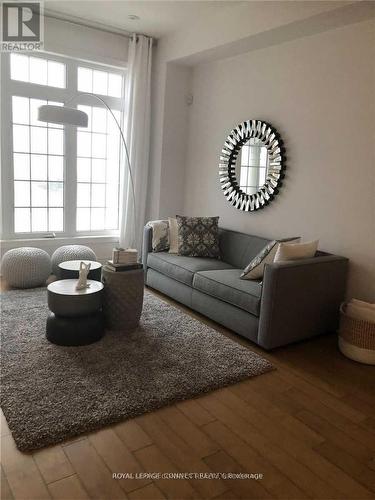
<box><xmin>38</xmin><ymin>105</ymin><xmax>88</xmax><ymax>127</ymax></box>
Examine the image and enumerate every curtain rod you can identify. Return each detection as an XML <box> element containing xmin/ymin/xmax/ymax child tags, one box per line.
<box><xmin>44</xmin><ymin>8</ymin><xmax>139</xmax><ymax>39</ymax></box>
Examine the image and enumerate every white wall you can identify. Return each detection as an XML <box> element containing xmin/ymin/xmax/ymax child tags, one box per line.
<box><xmin>157</xmin><ymin>63</ymin><xmax>191</xmax><ymax>219</ymax></box>
<box><xmin>183</xmin><ymin>20</ymin><xmax>375</xmax><ymax>301</ymax></box>
<box><xmin>148</xmin><ymin>2</ymin><xmax>374</xmax><ymax>223</ymax></box>
<box><xmin>147</xmin><ymin>38</ymin><xmax>194</xmax><ymax>221</ymax></box>
<box><xmin>157</xmin><ymin>1</ymin><xmax>349</xmax><ymax>64</ymax></box>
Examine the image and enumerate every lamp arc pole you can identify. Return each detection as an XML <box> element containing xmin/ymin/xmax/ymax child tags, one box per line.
<box><xmin>65</xmin><ymin>93</ymin><xmax>137</xmax><ymax>248</ymax></box>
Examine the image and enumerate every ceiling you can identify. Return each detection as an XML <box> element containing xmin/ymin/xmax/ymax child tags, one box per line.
<box><xmin>44</xmin><ymin>0</ymin><xmax>238</xmax><ymax>38</ymax></box>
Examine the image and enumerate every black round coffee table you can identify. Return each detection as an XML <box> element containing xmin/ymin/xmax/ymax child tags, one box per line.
<box><xmin>46</xmin><ymin>279</ymin><xmax>104</xmax><ymax>346</ymax></box>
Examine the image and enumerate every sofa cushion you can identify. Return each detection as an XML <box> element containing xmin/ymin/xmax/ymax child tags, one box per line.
<box><xmin>219</xmin><ymin>228</ymin><xmax>270</xmax><ymax>269</ymax></box>
<box><xmin>147</xmin><ymin>252</ymin><xmax>234</xmax><ymax>286</ymax></box>
<box><xmin>193</xmin><ymin>269</ymin><xmax>262</xmax><ymax>316</ymax></box>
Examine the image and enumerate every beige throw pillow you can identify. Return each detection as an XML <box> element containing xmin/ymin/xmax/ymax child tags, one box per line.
<box><xmin>241</xmin><ymin>237</ymin><xmax>300</xmax><ymax>280</ymax></box>
<box><xmin>274</xmin><ymin>240</ymin><xmax>319</xmax><ymax>262</ymax></box>
<box><xmin>168</xmin><ymin>217</ymin><xmax>178</xmax><ymax>254</ymax></box>
<box><xmin>146</xmin><ymin>220</ymin><xmax>169</xmax><ymax>252</ymax></box>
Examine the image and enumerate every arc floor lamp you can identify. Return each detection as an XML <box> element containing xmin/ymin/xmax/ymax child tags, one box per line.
<box><xmin>38</xmin><ymin>94</ymin><xmax>136</xmax><ymax>246</ymax></box>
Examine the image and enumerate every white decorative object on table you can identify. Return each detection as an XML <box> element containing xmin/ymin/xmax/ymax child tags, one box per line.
<box><xmin>75</xmin><ymin>262</ymin><xmax>91</xmax><ymax>290</ymax></box>
<box><xmin>59</xmin><ymin>260</ymin><xmax>102</xmax><ymax>281</ymax></box>
<box><xmin>51</xmin><ymin>245</ymin><xmax>96</xmax><ymax>276</ymax></box>
<box><xmin>1</xmin><ymin>247</ymin><xmax>51</xmax><ymax>289</ymax></box>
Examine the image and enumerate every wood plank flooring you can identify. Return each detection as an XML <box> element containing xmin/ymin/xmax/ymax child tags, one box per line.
<box><xmin>1</xmin><ymin>284</ymin><xmax>374</xmax><ymax>500</ymax></box>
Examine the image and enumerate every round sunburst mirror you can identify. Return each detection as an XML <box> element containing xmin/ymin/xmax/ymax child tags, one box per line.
<box><xmin>219</xmin><ymin>120</ymin><xmax>285</xmax><ymax>211</ymax></box>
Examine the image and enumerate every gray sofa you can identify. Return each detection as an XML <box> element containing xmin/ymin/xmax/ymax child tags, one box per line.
<box><xmin>142</xmin><ymin>226</ymin><xmax>348</xmax><ymax>349</ymax></box>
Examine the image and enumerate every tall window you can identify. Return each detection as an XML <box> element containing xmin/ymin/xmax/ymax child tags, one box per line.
<box><xmin>1</xmin><ymin>52</ymin><xmax>125</xmax><ymax>238</ymax></box>
<box><xmin>12</xmin><ymin>96</ymin><xmax>64</xmax><ymax>233</ymax></box>
<box><xmin>76</xmin><ymin>104</ymin><xmax>121</xmax><ymax>232</ymax></box>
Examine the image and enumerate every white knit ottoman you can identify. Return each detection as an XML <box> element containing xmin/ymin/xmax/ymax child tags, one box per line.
<box><xmin>1</xmin><ymin>247</ymin><xmax>51</xmax><ymax>288</ymax></box>
<box><xmin>51</xmin><ymin>245</ymin><xmax>97</xmax><ymax>277</ymax></box>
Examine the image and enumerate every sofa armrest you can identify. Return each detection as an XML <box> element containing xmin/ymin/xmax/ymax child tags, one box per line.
<box><xmin>258</xmin><ymin>255</ymin><xmax>348</xmax><ymax>350</ymax></box>
<box><xmin>142</xmin><ymin>225</ymin><xmax>153</xmax><ymax>268</ymax></box>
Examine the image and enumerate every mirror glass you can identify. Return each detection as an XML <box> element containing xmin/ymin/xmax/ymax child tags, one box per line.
<box><xmin>235</xmin><ymin>137</ymin><xmax>269</xmax><ymax>195</ymax></box>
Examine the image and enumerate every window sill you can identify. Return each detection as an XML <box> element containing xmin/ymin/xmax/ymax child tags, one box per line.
<box><xmin>1</xmin><ymin>234</ymin><xmax>120</xmax><ymax>247</ymax></box>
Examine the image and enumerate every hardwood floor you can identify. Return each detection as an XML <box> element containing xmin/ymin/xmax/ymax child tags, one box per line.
<box><xmin>1</xmin><ymin>283</ymin><xmax>374</xmax><ymax>500</ymax></box>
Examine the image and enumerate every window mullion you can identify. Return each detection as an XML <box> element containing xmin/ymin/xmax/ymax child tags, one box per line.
<box><xmin>1</xmin><ymin>54</ymin><xmax>14</xmax><ymax>239</ymax></box>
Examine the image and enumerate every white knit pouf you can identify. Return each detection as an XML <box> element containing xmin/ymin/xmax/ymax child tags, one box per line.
<box><xmin>51</xmin><ymin>245</ymin><xmax>96</xmax><ymax>276</ymax></box>
<box><xmin>1</xmin><ymin>247</ymin><xmax>51</xmax><ymax>289</ymax></box>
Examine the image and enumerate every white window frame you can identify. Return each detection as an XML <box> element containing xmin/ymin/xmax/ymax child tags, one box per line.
<box><xmin>1</xmin><ymin>51</ymin><xmax>126</xmax><ymax>240</ymax></box>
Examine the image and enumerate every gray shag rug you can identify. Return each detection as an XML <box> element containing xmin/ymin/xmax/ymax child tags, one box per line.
<box><xmin>1</xmin><ymin>287</ymin><xmax>273</xmax><ymax>451</ymax></box>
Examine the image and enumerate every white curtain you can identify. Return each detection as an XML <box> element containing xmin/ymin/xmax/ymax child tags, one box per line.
<box><xmin>119</xmin><ymin>34</ymin><xmax>152</xmax><ymax>251</ymax></box>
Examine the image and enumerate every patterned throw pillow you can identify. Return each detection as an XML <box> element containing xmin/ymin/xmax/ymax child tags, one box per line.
<box><xmin>241</xmin><ymin>237</ymin><xmax>300</xmax><ymax>280</ymax></box>
<box><xmin>176</xmin><ymin>216</ymin><xmax>220</xmax><ymax>258</ymax></box>
<box><xmin>146</xmin><ymin>220</ymin><xmax>169</xmax><ymax>252</ymax></box>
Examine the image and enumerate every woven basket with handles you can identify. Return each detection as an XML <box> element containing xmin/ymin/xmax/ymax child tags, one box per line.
<box><xmin>338</xmin><ymin>303</ymin><xmax>375</xmax><ymax>364</ymax></box>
